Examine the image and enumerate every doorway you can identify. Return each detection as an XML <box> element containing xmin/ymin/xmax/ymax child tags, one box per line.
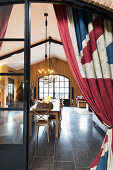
<box><xmin>0</xmin><ymin>1</ymin><xmax>112</xmax><ymax>170</ymax></box>
<box><xmin>8</xmin><ymin>78</ymin><xmax>14</xmax><ymax>107</ymax></box>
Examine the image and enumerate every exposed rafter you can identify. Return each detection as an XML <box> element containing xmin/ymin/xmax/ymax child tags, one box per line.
<box><xmin>0</xmin><ymin>38</ymin><xmax>62</xmax><ymax>61</ymax></box>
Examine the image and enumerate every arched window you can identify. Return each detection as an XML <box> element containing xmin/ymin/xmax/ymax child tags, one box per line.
<box><xmin>38</xmin><ymin>75</ymin><xmax>70</xmax><ymax>100</ymax></box>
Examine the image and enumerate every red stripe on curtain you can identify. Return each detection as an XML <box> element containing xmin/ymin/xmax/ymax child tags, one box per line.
<box><xmin>93</xmin><ymin>16</ymin><xmax>103</xmax><ymax>41</ymax></box>
<box><xmin>0</xmin><ymin>5</ymin><xmax>13</xmax><ymax>49</ymax></box>
<box><xmin>53</xmin><ymin>4</ymin><xmax>112</xmax><ymax>126</ymax></box>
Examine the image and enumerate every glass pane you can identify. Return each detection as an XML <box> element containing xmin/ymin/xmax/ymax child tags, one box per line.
<box><xmin>49</xmin><ymin>82</ymin><xmax>53</xmax><ymax>88</ymax></box>
<box><xmin>39</xmin><ymin>77</ymin><xmax>43</xmax><ymax>82</ymax></box>
<box><xmin>39</xmin><ymin>88</ymin><xmax>43</xmax><ymax>93</ymax></box>
<box><xmin>44</xmin><ymin>88</ymin><xmax>48</xmax><ymax>94</ymax></box>
<box><xmin>0</xmin><ymin>42</ymin><xmax>24</xmax><ymax>73</ymax></box>
<box><xmin>65</xmin><ymin>77</ymin><xmax>69</xmax><ymax>82</ymax></box>
<box><xmin>55</xmin><ymin>75</ymin><xmax>59</xmax><ymax>81</ymax></box>
<box><xmin>60</xmin><ymin>93</ymin><xmax>64</xmax><ymax>99</ymax></box>
<box><xmin>65</xmin><ymin>88</ymin><xmax>69</xmax><ymax>93</ymax></box>
<box><xmin>44</xmin><ymin>83</ymin><xmax>48</xmax><ymax>88</ymax></box>
<box><xmin>49</xmin><ymin>93</ymin><xmax>53</xmax><ymax>98</ymax></box>
<box><xmin>39</xmin><ymin>81</ymin><xmax>43</xmax><ymax>87</ymax></box>
<box><xmin>65</xmin><ymin>94</ymin><xmax>69</xmax><ymax>99</ymax></box>
<box><xmin>44</xmin><ymin>93</ymin><xmax>48</xmax><ymax>98</ymax></box>
<box><xmin>55</xmin><ymin>88</ymin><xmax>59</xmax><ymax>93</ymax></box>
<box><xmin>0</xmin><ymin>76</ymin><xmax>24</xmax><ymax>108</ymax></box>
<box><xmin>60</xmin><ymin>82</ymin><xmax>64</xmax><ymax>87</ymax></box>
<box><xmin>49</xmin><ymin>88</ymin><xmax>53</xmax><ymax>93</ymax></box>
<box><xmin>60</xmin><ymin>76</ymin><xmax>64</xmax><ymax>81</ymax></box>
<box><xmin>0</xmin><ymin>111</ymin><xmax>23</xmax><ymax>144</ymax></box>
<box><xmin>65</xmin><ymin>81</ymin><xmax>69</xmax><ymax>87</ymax></box>
<box><xmin>60</xmin><ymin>88</ymin><xmax>65</xmax><ymax>93</ymax></box>
<box><xmin>55</xmin><ymin>93</ymin><xmax>59</xmax><ymax>99</ymax></box>
<box><xmin>55</xmin><ymin>82</ymin><xmax>59</xmax><ymax>88</ymax></box>
<box><xmin>0</xmin><ymin>4</ymin><xmax>24</xmax><ymax>38</ymax></box>
<box><xmin>39</xmin><ymin>93</ymin><xmax>43</xmax><ymax>99</ymax></box>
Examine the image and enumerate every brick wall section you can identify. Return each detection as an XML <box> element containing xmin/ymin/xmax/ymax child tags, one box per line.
<box><xmin>82</xmin><ymin>0</ymin><xmax>113</xmax><ymax>12</ymax></box>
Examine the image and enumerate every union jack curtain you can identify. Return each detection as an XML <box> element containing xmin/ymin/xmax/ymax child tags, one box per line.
<box><xmin>0</xmin><ymin>5</ymin><xmax>13</xmax><ymax>49</ymax></box>
<box><xmin>54</xmin><ymin>5</ymin><xmax>113</xmax><ymax>169</ymax></box>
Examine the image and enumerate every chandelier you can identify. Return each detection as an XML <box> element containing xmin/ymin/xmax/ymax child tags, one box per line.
<box><xmin>38</xmin><ymin>13</ymin><xmax>56</xmax><ymax>83</ymax></box>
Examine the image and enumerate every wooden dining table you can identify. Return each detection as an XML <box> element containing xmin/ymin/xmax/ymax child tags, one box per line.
<box><xmin>30</xmin><ymin>99</ymin><xmax>60</xmax><ymax>138</ymax></box>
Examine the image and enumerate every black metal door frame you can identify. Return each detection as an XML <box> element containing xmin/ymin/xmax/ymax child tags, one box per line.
<box><xmin>0</xmin><ymin>0</ymin><xmax>30</xmax><ymax>170</ymax></box>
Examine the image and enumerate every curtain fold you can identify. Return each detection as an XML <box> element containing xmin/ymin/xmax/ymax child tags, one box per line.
<box><xmin>54</xmin><ymin>4</ymin><xmax>113</xmax><ymax>169</ymax></box>
<box><xmin>0</xmin><ymin>5</ymin><xmax>13</xmax><ymax>49</ymax></box>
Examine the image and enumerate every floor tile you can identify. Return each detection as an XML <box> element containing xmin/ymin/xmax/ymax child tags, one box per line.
<box><xmin>30</xmin><ymin>107</ymin><xmax>105</xmax><ymax>170</ymax></box>
<box><xmin>73</xmin><ymin>149</ymin><xmax>93</xmax><ymax>168</ymax></box>
<box><xmin>31</xmin><ymin>156</ymin><xmax>53</xmax><ymax>170</ymax></box>
<box><xmin>53</xmin><ymin>162</ymin><xmax>76</xmax><ymax>170</ymax></box>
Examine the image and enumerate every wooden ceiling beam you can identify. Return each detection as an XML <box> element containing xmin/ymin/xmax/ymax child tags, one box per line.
<box><xmin>0</xmin><ymin>38</ymin><xmax>62</xmax><ymax>61</ymax></box>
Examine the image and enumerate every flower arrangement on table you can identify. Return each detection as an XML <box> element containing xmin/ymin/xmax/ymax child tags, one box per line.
<box><xmin>36</xmin><ymin>96</ymin><xmax>53</xmax><ymax>109</ymax></box>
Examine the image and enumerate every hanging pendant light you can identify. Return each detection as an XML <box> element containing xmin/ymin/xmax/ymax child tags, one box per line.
<box><xmin>38</xmin><ymin>13</ymin><xmax>56</xmax><ymax>83</ymax></box>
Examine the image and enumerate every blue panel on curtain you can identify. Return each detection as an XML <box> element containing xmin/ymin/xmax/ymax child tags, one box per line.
<box><xmin>96</xmin><ymin>151</ymin><xmax>108</xmax><ymax>170</ymax></box>
<box><xmin>106</xmin><ymin>42</ymin><xmax>113</xmax><ymax>64</ymax></box>
<box><xmin>72</xmin><ymin>8</ymin><xmax>92</xmax><ymax>53</ymax></box>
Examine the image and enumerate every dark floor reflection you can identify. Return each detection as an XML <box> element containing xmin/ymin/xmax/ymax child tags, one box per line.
<box><xmin>30</xmin><ymin>107</ymin><xmax>105</xmax><ymax>170</ymax></box>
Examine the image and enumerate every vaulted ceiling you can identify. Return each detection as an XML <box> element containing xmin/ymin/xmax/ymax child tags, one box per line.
<box><xmin>0</xmin><ymin>3</ymin><xmax>67</xmax><ymax>70</ymax></box>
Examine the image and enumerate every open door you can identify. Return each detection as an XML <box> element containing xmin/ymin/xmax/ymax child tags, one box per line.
<box><xmin>0</xmin><ymin>1</ymin><xmax>30</xmax><ymax>170</ymax></box>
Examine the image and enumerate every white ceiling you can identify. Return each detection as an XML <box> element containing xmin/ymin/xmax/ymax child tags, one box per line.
<box><xmin>0</xmin><ymin>3</ymin><xmax>67</xmax><ymax>70</ymax></box>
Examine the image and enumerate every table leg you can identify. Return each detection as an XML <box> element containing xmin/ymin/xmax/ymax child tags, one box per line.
<box><xmin>56</xmin><ymin>113</ymin><xmax>58</xmax><ymax>138</ymax></box>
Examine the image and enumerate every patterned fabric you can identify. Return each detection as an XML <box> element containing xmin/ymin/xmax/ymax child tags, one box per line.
<box><xmin>54</xmin><ymin>5</ymin><xmax>113</xmax><ymax>169</ymax></box>
<box><xmin>0</xmin><ymin>5</ymin><xmax>13</xmax><ymax>49</ymax></box>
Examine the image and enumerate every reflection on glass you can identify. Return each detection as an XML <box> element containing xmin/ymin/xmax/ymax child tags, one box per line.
<box><xmin>0</xmin><ymin>111</ymin><xmax>23</xmax><ymax>144</ymax></box>
<box><xmin>0</xmin><ymin>76</ymin><xmax>24</xmax><ymax>108</ymax></box>
<box><xmin>0</xmin><ymin>42</ymin><xmax>24</xmax><ymax>72</ymax></box>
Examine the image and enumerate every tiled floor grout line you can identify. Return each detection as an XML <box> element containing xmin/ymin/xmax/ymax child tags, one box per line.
<box><xmin>29</xmin><ymin>107</ymin><xmax>105</xmax><ymax>170</ymax></box>
<box><xmin>65</xmin><ymin>110</ymin><xmax>77</xmax><ymax>170</ymax></box>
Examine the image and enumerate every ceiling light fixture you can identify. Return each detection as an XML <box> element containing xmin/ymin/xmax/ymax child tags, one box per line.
<box><xmin>38</xmin><ymin>13</ymin><xmax>56</xmax><ymax>83</ymax></box>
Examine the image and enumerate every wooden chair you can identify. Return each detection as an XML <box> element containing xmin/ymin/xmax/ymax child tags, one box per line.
<box><xmin>33</xmin><ymin>109</ymin><xmax>51</xmax><ymax>142</ymax></box>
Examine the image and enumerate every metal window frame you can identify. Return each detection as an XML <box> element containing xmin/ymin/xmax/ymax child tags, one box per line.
<box><xmin>0</xmin><ymin>1</ymin><xmax>30</xmax><ymax>170</ymax></box>
<box><xmin>38</xmin><ymin>74</ymin><xmax>70</xmax><ymax>100</ymax></box>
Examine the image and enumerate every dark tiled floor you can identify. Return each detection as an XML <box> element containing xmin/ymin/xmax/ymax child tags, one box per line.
<box><xmin>30</xmin><ymin>107</ymin><xmax>105</xmax><ymax>170</ymax></box>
